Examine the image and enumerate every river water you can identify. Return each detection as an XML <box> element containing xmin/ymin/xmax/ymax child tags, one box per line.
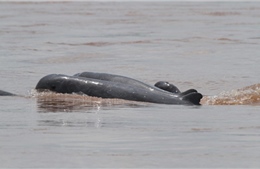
<box><xmin>0</xmin><ymin>1</ymin><xmax>260</xmax><ymax>168</ymax></box>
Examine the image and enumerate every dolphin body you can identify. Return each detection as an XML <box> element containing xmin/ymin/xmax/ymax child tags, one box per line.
<box><xmin>35</xmin><ymin>72</ymin><xmax>202</xmax><ymax>105</ymax></box>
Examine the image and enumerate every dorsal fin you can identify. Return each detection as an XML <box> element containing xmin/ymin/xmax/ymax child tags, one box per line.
<box><xmin>0</xmin><ymin>90</ymin><xmax>15</xmax><ymax>96</ymax></box>
<box><xmin>181</xmin><ymin>92</ymin><xmax>203</xmax><ymax>105</ymax></box>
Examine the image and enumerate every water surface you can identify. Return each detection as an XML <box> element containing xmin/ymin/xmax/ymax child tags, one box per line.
<box><xmin>0</xmin><ymin>1</ymin><xmax>260</xmax><ymax>168</ymax></box>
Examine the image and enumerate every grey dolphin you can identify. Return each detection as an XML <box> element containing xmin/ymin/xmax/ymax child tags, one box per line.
<box><xmin>35</xmin><ymin>73</ymin><xmax>202</xmax><ymax>105</ymax></box>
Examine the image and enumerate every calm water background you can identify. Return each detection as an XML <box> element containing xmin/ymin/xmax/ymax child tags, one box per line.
<box><xmin>0</xmin><ymin>1</ymin><xmax>260</xmax><ymax>168</ymax></box>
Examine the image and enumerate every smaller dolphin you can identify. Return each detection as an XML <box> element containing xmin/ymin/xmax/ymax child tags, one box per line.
<box><xmin>154</xmin><ymin>81</ymin><xmax>198</xmax><ymax>96</ymax></box>
<box><xmin>0</xmin><ymin>90</ymin><xmax>15</xmax><ymax>96</ymax></box>
<box><xmin>154</xmin><ymin>81</ymin><xmax>181</xmax><ymax>94</ymax></box>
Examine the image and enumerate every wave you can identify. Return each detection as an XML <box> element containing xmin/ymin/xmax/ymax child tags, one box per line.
<box><xmin>201</xmin><ymin>83</ymin><xmax>260</xmax><ymax>105</ymax></box>
<box><xmin>46</xmin><ymin>40</ymin><xmax>151</xmax><ymax>47</ymax></box>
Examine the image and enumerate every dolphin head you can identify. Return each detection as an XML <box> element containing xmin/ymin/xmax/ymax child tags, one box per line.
<box><xmin>35</xmin><ymin>74</ymin><xmax>67</xmax><ymax>93</ymax></box>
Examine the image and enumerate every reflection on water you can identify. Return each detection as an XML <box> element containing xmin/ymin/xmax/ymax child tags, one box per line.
<box><xmin>37</xmin><ymin>112</ymin><xmax>104</xmax><ymax>128</ymax></box>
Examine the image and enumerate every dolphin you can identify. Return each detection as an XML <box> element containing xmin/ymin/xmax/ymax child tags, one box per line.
<box><xmin>35</xmin><ymin>73</ymin><xmax>202</xmax><ymax>105</ymax></box>
<box><xmin>0</xmin><ymin>90</ymin><xmax>15</xmax><ymax>96</ymax></box>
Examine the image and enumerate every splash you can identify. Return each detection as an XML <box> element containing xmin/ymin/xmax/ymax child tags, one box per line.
<box><xmin>30</xmin><ymin>90</ymin><xmax>147</xmax><ymax>112</ymax></box>
<box><xmin>201</xmin><ymin>83</ymin><xmax>260</xmax><ymax>105</ymax></box>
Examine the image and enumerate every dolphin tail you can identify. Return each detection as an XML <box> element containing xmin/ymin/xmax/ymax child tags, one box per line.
<box><xmin>181</xmin><ymin>92</ymin><xmax>203</xmax><ymax>105</ymax></box>
<box><xmin>0</xmin><ymin>90</ymin><xmax>16</xmax><ymax>96</ymax></box>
